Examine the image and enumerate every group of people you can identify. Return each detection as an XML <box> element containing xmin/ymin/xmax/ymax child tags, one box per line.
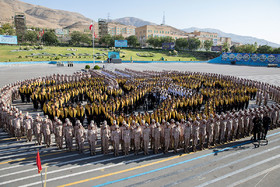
<box><xmin>0</xmin><ymin>68</ymin><xmax>280</xmax><ymax>156</ymax></box>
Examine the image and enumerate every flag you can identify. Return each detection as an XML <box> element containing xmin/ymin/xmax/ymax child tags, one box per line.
<box><xmin>94</xmin><ymin>32</ymin><xmax>97</xmax><ymax>38</ymax></box>
<box><xmin>89</xmin><ymin>24</ymin><xmax>93</xmax><ymax>31</ymax></box>
<box><xmin>36</xmin><ymin>150</ymin><xmax>42</xmax><ymax>174</ymax></box>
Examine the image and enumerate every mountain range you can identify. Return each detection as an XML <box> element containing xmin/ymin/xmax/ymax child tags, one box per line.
<box><xmin>0</xmin><ymin>0</ymin><xmax>279</xmax><ymax>47</ymax></box>
<box><xmin>0</xmin><ymin>0</ymin><xmax>91</xmax><ymax>31</ymax></box>
<box><xmin>182</xmin><ymin>27</ymin><xmax>280</xmax><ymax>48</ymax></box>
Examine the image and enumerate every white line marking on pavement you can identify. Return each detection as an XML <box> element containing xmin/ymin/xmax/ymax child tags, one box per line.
<box><xmin>0</xmin><ymin>150</ymin><xmax>98</xmax><ymax>178</ymax></box>
<box><xmin>163</xmin><ymin>145</ymin><xmax>280</xmax><ymax>187</ymax></box>
<box><xmin>0</xmin><ymin>152</ymin><xmax>131</xmax><ymax>185</ymax></box>
<box><xmin>19</xmin><ymin>153</ymin><xmax>160</xmax><ymax>187</ymax></box>
<box><xmin>196</xmin><ymin>154</ymin><xmax>280</xmax><ymax>187</ymax></box>
<box><xmin>228</xmin><ymin>163</ymin><xmax>280</xmax><ymax>187</ymax></box>
<box><xmin>0</xmin><ymin>152</ymin><xmax>80</xmax><ymax>172</ymax></box>
<box><xmin>0</xmin><ymin>146</ymin><xmax>59</xmax><ymax>159</ymax></box>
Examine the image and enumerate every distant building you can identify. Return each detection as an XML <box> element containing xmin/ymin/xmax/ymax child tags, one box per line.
<box><xmin>98</xmin><ymin>19</ymin><xmax>136</xmax><ymax>38</ymax></box>
<box><xmin>191</xmin><ymin>30</ymin><xmax>219</xmax><ymax>46</ymax></box>
<box><xmin>135</xmin><ymin>25</ymin><xmax>188</xmax><ymax>46</ymax></box>
<box><xmin>217</xmin><ymin>37</ymin><xmax>232</xmax><ymax>46</ymax></box>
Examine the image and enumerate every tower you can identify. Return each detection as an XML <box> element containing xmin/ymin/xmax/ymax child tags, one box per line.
<box><xmin>14</xmin><ymin>12</ymin><xmax>26</xmax><ymax>41</ymax></box>
<box><xmin>162</xmin><ymin>11</ymin><xmax>165</xmax><ymax>25</ymax></box>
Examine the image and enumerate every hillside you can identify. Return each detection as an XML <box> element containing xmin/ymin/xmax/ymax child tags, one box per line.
<box><xmin>0</xmin><ymin>0</ymin><xmax>91</xmax><ymax>30</ymax></box>
<box><xmin>183</xmin><ymin>27</ymin><xmax>280</xmax><ymax>48</ymax></box>
<box><xmin>113</xmin><ymin>17</ymin><xmax>156</xmax><ymax>27</ymax></box>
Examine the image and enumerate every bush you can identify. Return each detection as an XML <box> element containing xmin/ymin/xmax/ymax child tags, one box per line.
<box><xmin>54</xmin><ymin>56</ymin><xmax>60</xmax><ymax>60</ymax></box>
<box><xmin>18</xmin><ymin>56</ymin><xmax>22</xmax><ymax>58</ymax></box>
<box><xmin>85</xmin><ymin>65</ymin><xmax>90</xmax><ymax>69</ymax></box>
<box><xmin>93</xmin><ymin>65</ymin><xmax>100</xmax><ymax>70</ymax></box>
<box><xmin>96</xmin><ymin>56</ymin><xmax>102</xmax><ymax>59</ymax></box>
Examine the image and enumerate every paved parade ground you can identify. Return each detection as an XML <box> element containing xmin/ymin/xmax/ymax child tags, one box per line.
<box><xmin>0</xmin><ymin>62</ymin><xmax>280</xmax><ymax>187</ymax></box>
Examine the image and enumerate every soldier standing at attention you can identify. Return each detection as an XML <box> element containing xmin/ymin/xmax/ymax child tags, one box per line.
<box><xmin>143</xmin><ymin>123</ymin><xmax>151</xmax><ymax>155</ymax></box>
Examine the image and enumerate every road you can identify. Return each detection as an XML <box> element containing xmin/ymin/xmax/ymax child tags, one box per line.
<box><xmin>0</xmin><ymin>128</ymin><xmax>279</xmax><ymax>187</ymax></box>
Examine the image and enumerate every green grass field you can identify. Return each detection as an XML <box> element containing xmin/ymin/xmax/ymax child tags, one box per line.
<box><xmin>0</xmin><ymin>45</ymin><xmax>202</xmax><ymax>62</ymax></box>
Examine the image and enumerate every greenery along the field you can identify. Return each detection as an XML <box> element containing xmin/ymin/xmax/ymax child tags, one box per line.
<box><xmin>0</xmin><ymin>46</ymin><xmax>219</xmax><ymax>62</ymax></box>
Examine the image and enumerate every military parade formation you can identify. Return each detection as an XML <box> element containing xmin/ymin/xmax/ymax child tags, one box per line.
<box><xmin>1</xmin><ymin>68</ymin><xmax>280</xmax><ymax>156</ymax></box>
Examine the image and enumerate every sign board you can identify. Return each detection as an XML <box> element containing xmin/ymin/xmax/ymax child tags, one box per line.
<box><xmin>0</xmin><ymin>35</ymin><xmax>18</xmax><ymax>44</ymax></box>
<box><xmin>221</xmin><ymin>52</ymin><xmax>280</xmax><ymax>64</ymax></box>
<box><xmin>162</xmin><ymin>42</ymin><xmax>175</xmax><ymax>50</ymax></box>
<box><xmin>211</xmin><ymin>46</ymin><xmax>222</xmax><ymax>52</ymax></box>
<box><xmin>115</xmin><ymin>40</ymin><xmax>127</xmax><ymax>47</ymax></box>
<box><xmin>108</xmin><ymin>51</ymin><xmax>120</xmax><ymax>59</ymax></box>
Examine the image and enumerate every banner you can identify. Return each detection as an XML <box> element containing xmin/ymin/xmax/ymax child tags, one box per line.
<box><xmin>115</xmin><ymin>40</ymin><xmax>127</xmax><ymax>48</ymax></box>
<box><xmin>0</xmin><ymin>35</ymin><xmax>18</xmax><ymax>44</ymax></box>
<box><xmin>108</xmin><ymin>51</ymin><xmax>120</xmax><ymax>59</ymax></box>
<box><xmin>162</xmin><ymin>42</ymin><xmax>175</xmax><ymax>50</ymax></box>
<box><xmin>211</xmin><ymin>46</ymin><xmax>222</xmax><ymax>52</ymax></box>
<box><xmin>221</xmin><ymin>53</ymin><xmax>280</xmax><ymax>64</ymax></box>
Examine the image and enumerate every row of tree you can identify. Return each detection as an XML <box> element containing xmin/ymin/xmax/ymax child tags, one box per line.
<box><xmin>231</xmin><ymin>42</ymin><xmax>280</xmax><ymax>54</ymax></box>
<box><xmin>1</xmin><ymin>23</ymin><xmax>280</xmax><ymax>54</ymax></box>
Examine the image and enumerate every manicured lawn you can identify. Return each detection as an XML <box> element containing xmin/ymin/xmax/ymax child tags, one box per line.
<box><xmin>0</xmin><ymin>45</ymin><xmax>201</xmax><ymax>62</ymax></box>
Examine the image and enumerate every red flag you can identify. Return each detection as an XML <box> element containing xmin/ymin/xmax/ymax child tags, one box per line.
<box><xmin>36</xmin><ymin>150</ymin><xmax>42</xmax><ymax>174</ymax></box>
<box><xmin>89</xmin><ymin>24</ymin><xmax>93</xmax><ymax>31</ymax></box>
<box><xmin>94</xmin><ymin>32</ymin><xmax>97</xmax><ymax>38</ymax></box>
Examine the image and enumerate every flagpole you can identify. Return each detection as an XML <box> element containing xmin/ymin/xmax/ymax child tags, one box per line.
<box><xmin>92</xmin><ymin>21</ymin><xmax>95</xmax><ymax>68</ymax></box>
<box><xmin>41</xmin><ymin>172</ymin><xmax>44</xmax><ymax>187</ymax></box>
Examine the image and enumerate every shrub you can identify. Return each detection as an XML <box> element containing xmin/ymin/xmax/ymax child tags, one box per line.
<box><xmin>96</xmin><ymin>56</ymin><xmax>102</xmax><ymax>59</ymax></box>
<box><xmin>18</xmin><ymin>56</ymin><xmax>22</xmax><ymax>58</ymax></box>
<box><xmin>85</xmin><ymin>65</ymin><xmax>90</xmax><ymax>69</ymax></box>
<box><xmin>93</xmin><ymin>65</ymin><xmax>100</xmax><ymax>70</ymax></box>
<box><xmin>54</xmin><ymin>56</ymin><xmax>60</xmax><ymax>60</ymax></box>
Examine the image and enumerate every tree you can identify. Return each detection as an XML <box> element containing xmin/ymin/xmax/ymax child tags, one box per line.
<box><xmin>222</xmin><ymin>42</ymin><xmax>230</xmax><ymax>52</ymax></box>
<box><xmin>110</xmin><ymin>35</ymin><xmax>125</xmax><ymax>46</ymax></box>
<box><xmin>188</xmin><ymin>38</ymin><xmax>201</xmax><ymax>51</ymax></box>
<box><xmin>175</xmin><ymin>38</ymin><xmax>188</xmax><ymax>50</ymax></box>
<box><xmin>99</xmin><ymin>34</ymin><xmax>112</xmax><ymax>47</ymax></box>
<box><xmin>0</xmin><ymin>23</ymin><xmax>15</xmax><ymax>35</ymax></box>
<box><xmin>256</xmin><ymin>45</ymin><xmax>273</xmax><ymax>54</ymax></box>
<box><xmin>70</xmin><ymin>31</ymin><xmax>91</xmax><ymax>46</ymax></box>
<box><xmin>204</xmin><ymin>40</ymin><xmax>213</xmax><ymax>51</ymax></box>
<box><xmin>24</xmin><ymin>30</ymin><xmax>37</xmax><ymax>43</ymax></box>
<box><xmin>147</xmin><ymin>36</ymin><xmax>175</xmax><ymax>48</ymax></box>
<box><xmin>233</xmin><ymin>44</ymin><xmax>257</xmax><ymax>53</ymax></box>
<box><xmin>42</xmin><ymin>31</ymin><xmax>58</xmax><ymax>45</ymax></box>
<box><xmin>127</xmin><ymin>35</ymin><xmax>139</xmax><ymax>47</ymax></box>
<box><xmin>273</xmin><ymin>47</ymin><xmax>280</xmax><ymax>54</ymax></box>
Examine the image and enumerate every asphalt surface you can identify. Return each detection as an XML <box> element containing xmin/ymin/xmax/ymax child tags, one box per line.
<box><xmin>0</xmin><ymin>127</ymin><xmax>279</xmax><ymax>187</ymax></box>
<box><xmin>0</xmin><ymin>62</ymin><xmax>280</xmax><ymax>187</ymax></box>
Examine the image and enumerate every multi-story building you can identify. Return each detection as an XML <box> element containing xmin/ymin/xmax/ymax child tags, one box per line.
<box><xmin>217</xmin><ymin>37</ymin><xmax>232</xmax><ymax>46</ymax></box>
<box><xmin>191</xmin><ymin>30</ymin><xmax>219</xmax><ymax>46</ymax></box>
<box><xmin>98</xmin><ymin>19</ymin><xmax>136</xmax><ymax>38</ymax></box>
<box><xmin>135</xmin><ymin>25</ymin><xmax>188</xmax><ymax>46</ymax></box>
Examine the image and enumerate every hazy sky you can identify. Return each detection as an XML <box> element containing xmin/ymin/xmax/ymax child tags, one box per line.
<box><xmin>20</xmin><ymin>0</ymin><xmax>280</xmax><ymax>44</ymax></box>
